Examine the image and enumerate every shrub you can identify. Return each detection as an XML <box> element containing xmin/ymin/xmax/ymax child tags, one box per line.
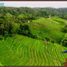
<box><xmin>62</xmin><ymin>25</ymin><xmax>67</xmax><ymax>33</ymax></box>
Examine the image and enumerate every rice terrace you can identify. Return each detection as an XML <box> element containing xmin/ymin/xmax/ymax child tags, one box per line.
<box><xmin>0</xmin><ymin>7</ymin><xmax>67</xmax><ymax>66</ymax></box>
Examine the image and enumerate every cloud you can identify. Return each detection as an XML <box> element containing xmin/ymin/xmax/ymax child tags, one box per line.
<box><xmin>1</xmin><ymin>1</ymin><xmax>67</xmax><ymax>8</ymax></box>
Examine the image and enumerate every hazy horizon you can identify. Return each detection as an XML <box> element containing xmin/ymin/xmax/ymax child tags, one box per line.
<box><xmin>1</xmin><ymin>1</ymin><xmax>67</xmax><ymax>8</ymax></box>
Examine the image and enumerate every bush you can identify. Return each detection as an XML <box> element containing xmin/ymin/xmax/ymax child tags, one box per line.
<box><xmin>18</xmin><ymin>24</ymin><xmax>30</xmax><ymax>35</ymax></box>
<box><xmin>62</xmin><ymin>25</ymin><xmax>67</xmax><ymax>33</ymax></box>
<box><xmin>61</xmin><ymin>34</ymin><xmax>67</xmax><ymax>47</ymax></box>
<box><xmin>62</xmin><ymin>39</ymin><xmax>67</xmax><ymax>47</ymax></box>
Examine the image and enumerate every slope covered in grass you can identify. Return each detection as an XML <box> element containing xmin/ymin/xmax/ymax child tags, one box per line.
<box><xmin>0</xmin><ymin>17</ymin><xmax>67</xmax><ymax>66</ymax></box>
<box><xmin>27</xmin><ymin>17</ymin><xmax>66</xmax><ymax>43</ymax></box>
<box><xmin>0</xmin><ymin>35</ymin><xmax>67</xmax><ymax>66</ymax></box>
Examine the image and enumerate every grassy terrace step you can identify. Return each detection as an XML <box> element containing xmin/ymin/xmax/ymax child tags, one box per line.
<box><xmin>28</xmin><ymin>17</ymin><xmax>65</xmax><ymax>43</ymax></box>
<box><xmin>0</xmin><ymin>35</ymin><xmax>67</xmax><ymax>66</ymax></box>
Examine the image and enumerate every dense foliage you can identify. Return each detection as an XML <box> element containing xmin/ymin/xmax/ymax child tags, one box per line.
<box><xmin>0</xmin><ymin>7</ymin><xmax>67</xmax><ymax>45</ymax></box>
<box><xmin>0</xmin><ymin>7</ymin><xmax>67</xmax><ymax>66</ymax></box>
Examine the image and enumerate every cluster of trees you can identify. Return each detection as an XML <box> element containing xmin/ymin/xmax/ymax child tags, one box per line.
<box><xmin>0</xmin><ymin>7</ymin><xmax>67</xmax><ymax>45</ymax></box>
<box><xmin>0</xmin><ymin>7</ymin><xmax>67</xmax><ymax>34</ymax></box>
<box><xmin>0</xmin><ymin>11</ymin><xmax>37</xmax><ymax>39</ymax></box>
<box><xmin>0</xmin><ymin>7</ymin><xmax>67</xmax><ymax>35</ymax></box>
<box><xmin>0</xmin><ymin>13</ymin><xmax>30</xmax><ymax>36</ymax></box>
<box><xmin>1</xmin><ymin>7</ymin><xmax>67</xmax><ymax>19</ymax></box>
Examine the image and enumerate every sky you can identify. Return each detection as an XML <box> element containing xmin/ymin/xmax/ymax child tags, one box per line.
<box><xmin>0</xmin><ymin>1</ymin><xmax>67</xmax><ymax>8</ymax></box>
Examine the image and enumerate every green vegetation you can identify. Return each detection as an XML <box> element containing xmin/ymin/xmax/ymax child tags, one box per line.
<box><xmin>0</xmin><ymin>7</ymin><xmax>67</xmax><ymax>66</ymax></box>
<box><xmin>0</xmin><ymin>35</ymin><xmax>67</xmax><ymax>66</ymax></box>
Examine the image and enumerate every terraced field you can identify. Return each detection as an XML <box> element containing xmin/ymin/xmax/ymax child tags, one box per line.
<box><xmin>28</xmin><ymin>17</ymin><xmax>65</xmax><ymax>43</ymax></box>
<box><xmin>0</xmin><ymin>35</ymin><xmax>67</xmax><ymax>66</ymax></box>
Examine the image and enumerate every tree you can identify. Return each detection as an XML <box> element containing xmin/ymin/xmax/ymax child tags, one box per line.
<box><xmin>18</xmin><ymin>24</ymin><xmax>31</xmax><ymax>36</ymax></box>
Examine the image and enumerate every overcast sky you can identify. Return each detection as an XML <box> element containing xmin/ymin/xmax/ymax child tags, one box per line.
<box><xmin>1</xmin><ymin>1</ymin><xmax>67</xmax><ymax>8</ymax></box>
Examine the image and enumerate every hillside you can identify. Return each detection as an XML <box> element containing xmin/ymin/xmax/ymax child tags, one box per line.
<box><xmin>0</xmin><ymin>35</ymin><xmax>67</xmax><ymax>66</ymax></box>
<box><xmin>0</xmin><ymin>7</ymin><xmax>67</xmax><ymax>66</ymax></box>
<box><xmin>0</xmin><ymin>17</ymin><xmax>67</xmax><ymax>66</ymax></box>
<box><xmin>27</xmin><ymin>17</ymin><xmax>66</xmax><ymax>43</ymax></box>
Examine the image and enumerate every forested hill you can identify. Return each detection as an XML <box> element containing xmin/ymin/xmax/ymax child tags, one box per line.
<box><xmin>0</xmin><ymin>7</ymin><xmax>67</xmax><ymax>19</ymax></box>
<box><xmin>0</xmin><ymin>7</ymin><xmax>67</xmax><ymax>44</ymax></box>
<box><xmin>0</xmin><ymin>7</ymin><xmax>67</xmax><ymax>66</ymax></box>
